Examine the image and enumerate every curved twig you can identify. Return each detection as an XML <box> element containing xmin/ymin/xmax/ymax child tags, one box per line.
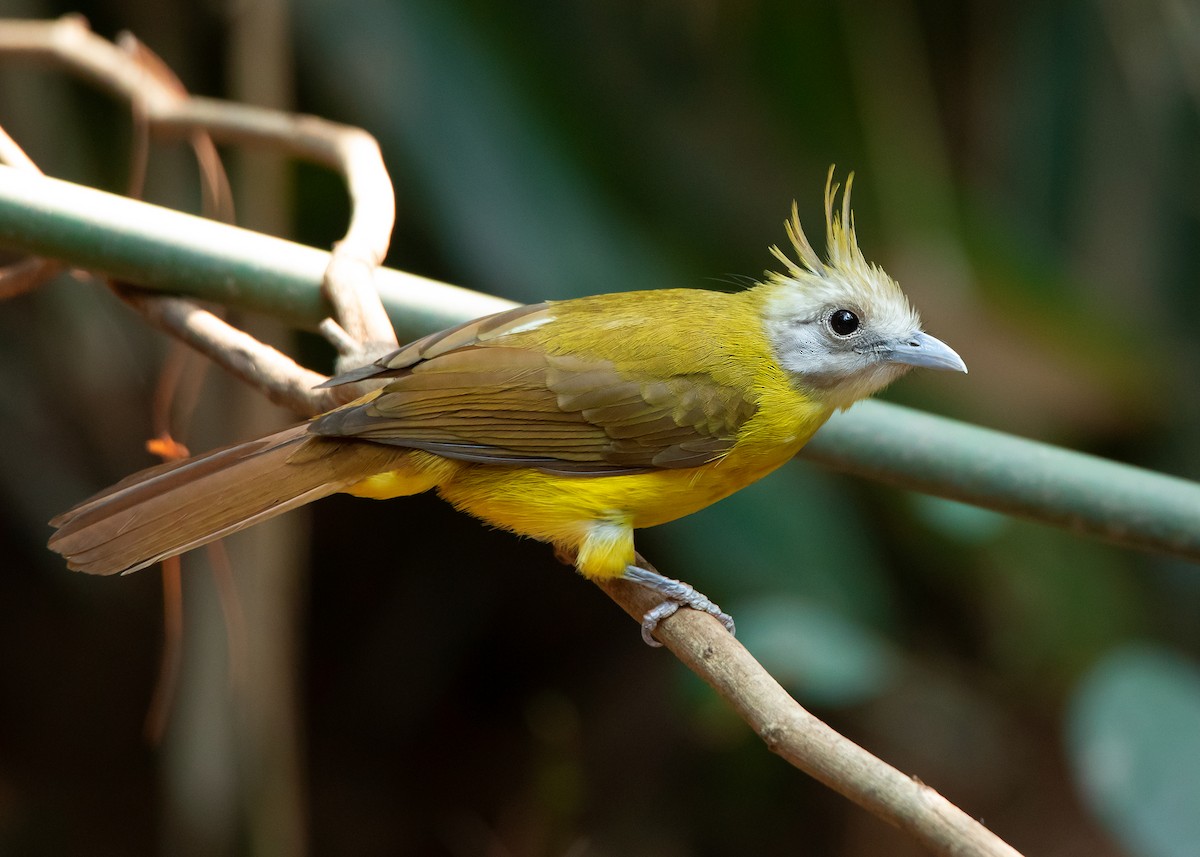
<box><xmin>118</xmin><ymin>291</ymin><xmax>332</xmax><ymax>414</ymax></box>
<box><xmin>0</xmin><ymin>14</ymin><xmax>397</xmax><ymax>370</ymax></box>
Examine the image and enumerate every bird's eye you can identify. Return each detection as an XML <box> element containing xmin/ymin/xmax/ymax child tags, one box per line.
<box><xmin>828</xmin><ymin>309</ymin><xmax>860</xmax><ymax>337</ymax></box>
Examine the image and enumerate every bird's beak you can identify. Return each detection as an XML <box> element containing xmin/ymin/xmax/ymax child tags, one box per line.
<box><xmin>883</xmin><ymin>331</ymin><xmax>967</xmax><ymax>374</ymax></box>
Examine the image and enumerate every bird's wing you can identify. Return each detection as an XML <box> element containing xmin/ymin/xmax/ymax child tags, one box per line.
<box><xmin>312</xmin><ymin>305</ymin><xmax>757</xmax><ymax>475</ymax></box>
<box><xmin>320</xmin><ymin>303</ymin><xmax>561</xmax><ymax>386</ymax></box>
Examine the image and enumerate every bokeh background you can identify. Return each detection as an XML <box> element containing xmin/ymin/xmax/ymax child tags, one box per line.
<box><xmin>2</xmin><ymin>0</ymin><xmax>1199</xmax><ymax>855</ymax></box>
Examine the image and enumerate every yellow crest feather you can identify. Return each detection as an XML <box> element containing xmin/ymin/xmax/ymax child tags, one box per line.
<box><xmin>769</xmin><ymin>165</ymin><xmax>872</xmax><ymax>282</ymax></box>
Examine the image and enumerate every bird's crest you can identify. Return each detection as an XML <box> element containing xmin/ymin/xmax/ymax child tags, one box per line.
<box><xmin>766</xmin><ymin>166</ymin><xmax>910</xmax><ymax>321</ymax></box>
<box><xmin>769</xmin><ymin>166</ymin><xmax>883</xmax><ymax>285</ymax></box>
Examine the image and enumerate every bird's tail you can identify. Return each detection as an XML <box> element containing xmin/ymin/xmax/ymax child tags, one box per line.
<box><xmin>48</xmin><ymin>424</ymin><xmax>404</xmax><ymax>576</ymax></box>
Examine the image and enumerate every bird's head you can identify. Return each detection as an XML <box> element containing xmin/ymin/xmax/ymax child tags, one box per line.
<box><xmin>761</xmin><ymin>169</ymin><xmax>966</xmax><ymax>411</ymax></box>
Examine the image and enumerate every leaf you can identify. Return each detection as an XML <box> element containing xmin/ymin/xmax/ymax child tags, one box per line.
<box><xmin>1067</xmin><ymin>644</ymin><xmax>1200</xmax><ymax>857</ymax></box>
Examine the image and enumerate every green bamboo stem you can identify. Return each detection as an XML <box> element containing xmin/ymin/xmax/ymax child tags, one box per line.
<box><xmin>803</xmin><ymin>402</ymin><xmax>1200</xmax><ymax>563</ymax></box>
<box><xmin>2</xmin><ymin>166</ymin><xmax>1198</xmax><ymax>564</ymax></box>
<box><xmin>0</xmin><ymin>165</ymin><xmax>513</xmax><ymax>339</ymax></box>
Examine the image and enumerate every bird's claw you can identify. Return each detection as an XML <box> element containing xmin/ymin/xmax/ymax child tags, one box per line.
<box><xmin>623</xmin><ymin>564</ymin><xmax>736</xmax><ymax>647</ymax></box>
<box><xmin>641</xmin><ymin>600</ymin><xmax>680</xmax><ymax>646</ymax></box>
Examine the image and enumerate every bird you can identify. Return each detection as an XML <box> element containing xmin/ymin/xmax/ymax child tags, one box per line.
<box><xmin>48</xmin><ymin>170</ymin><xmax>966</xmax><ymax>645</ymax></box>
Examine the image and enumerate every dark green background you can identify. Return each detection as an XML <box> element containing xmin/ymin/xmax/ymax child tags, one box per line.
<box><xmin>2</xmin><ymin>1</ymin><xmax>1198</xmax><ymax>855</ymax></box>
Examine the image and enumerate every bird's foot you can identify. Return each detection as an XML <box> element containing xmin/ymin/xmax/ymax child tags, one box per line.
<box><xmin>621</xmin><ymin>564</ymin><xmax>735</xmax><ymax>647</ymax></box>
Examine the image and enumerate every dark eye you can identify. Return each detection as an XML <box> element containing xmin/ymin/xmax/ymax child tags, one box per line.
<box><xmin>829</xmin><ymin>309</ymin><xmax>860</xmax><ymax>336</ymax></box>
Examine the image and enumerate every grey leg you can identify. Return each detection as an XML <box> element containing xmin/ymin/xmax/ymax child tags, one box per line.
<box><xmin>621</xmin><ymin>562</ymin><xmax>735</xmax><ymax>647</ymax></box>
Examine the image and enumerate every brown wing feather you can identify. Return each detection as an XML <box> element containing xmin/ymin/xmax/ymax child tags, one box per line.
<box><xmin>312</xmin><ymin>326</ymin><xmax>757</xmax><ymax>474</ymax></box>
<box><xmin>320</xmin><ymin>303</ymin><xmax>556</xmax><ymax>386</ymax></box>
<box><xmin>48</xmin><ymin>426</ymin><xmax>407</xmax><ymax>575</ymax></box>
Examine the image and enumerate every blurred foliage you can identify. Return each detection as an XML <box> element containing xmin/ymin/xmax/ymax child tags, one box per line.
<box><xmin>1</xmin><ymin>0</ymin><xmax>1199</xmax><ymax>855</ymax></box>
<box><xmin>1068</xmin><ymin>645</ymin><xmax>1200</xmax><ymax>857</ymax></box>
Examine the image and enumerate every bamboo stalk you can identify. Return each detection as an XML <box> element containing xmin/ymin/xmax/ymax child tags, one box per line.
<box><xmin>1</xmin><ymin>165</ymin><xmax>1197</xmax><ymax>566</ymax></box>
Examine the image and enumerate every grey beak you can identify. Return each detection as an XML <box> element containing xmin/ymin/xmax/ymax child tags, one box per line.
<box><xmin>884</xmin><ymin>331</ymin><xmax>967</xmax><ymax>373</ymax></box>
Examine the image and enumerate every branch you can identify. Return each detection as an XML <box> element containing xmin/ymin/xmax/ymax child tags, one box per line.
<box><xmin>597</xmin><ymin>580</ymin><xmax>1022</xmax><ymax>857</ymax></box>
<box><xmin>118</xmin><ymin>291</ymin><xmax>332</xmax><ymax>415</ymax></box>
<box><xmin>0</xmin><ymin>14</ymin><xmax>398</xmax><ymax>367</ymax></box>
<box><xmin>0</xmin><ymin>254</ymin><xmax>61</xmax><ymax>300</ymax></box>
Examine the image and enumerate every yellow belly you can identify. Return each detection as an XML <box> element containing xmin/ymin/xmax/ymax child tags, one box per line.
<box><xmin>341</xmin><ymin>435</ymin><xmax>809</xmax><ymax>580</ymax></box>
<box><xmin>342</xmin><ymin>397</ymin><xmax>829</xmax><ymax>580</ymax></box>
<box><xmin>440</xmin><ymin>442</ymin><xmax>797</xmax><ymax>538</ymax></box>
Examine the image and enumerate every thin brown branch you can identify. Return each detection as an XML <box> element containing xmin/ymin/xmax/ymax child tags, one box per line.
<box><xmin>206</xmin><ymin>538</ymin><xmax>249</xmax><ymax>693</ymax></box>
<box><xmin>0</xmin><ymin>256</ymin><xmax>61</xmax><ymax>299</ymax></box>
<box><xmin>595</xmin><ymin>578</ymin><xmax>1024</xmax><ymax>857</ymax></box>
<box><xmin>317</xmin><ymin>317</ymin><xmax>363</xmax><ymax>357</ymax></box>
<box><xmin>0</xmin><ymin>14</ymin><xmax>396</xmax><ymax>351</ymax></box>
<box><xmin>0</xmin><ymin>121</ymin><xmax>40</xmax><ymax>171</ymax></box>
<box><xmin>144</xmin><ymin>557</ymin><xmax>183</xmax><ymax>745</ymax></box>
<box><xmin>149</xmin><ymin>341</ymin><xmax>208</xmax><ymax>449</ymax></box>
<box><xmin>116</xmin><ymin>31</ymin><xmax>236</xmax><ymax>222</ymax></box>
<box><xmin>141</xmin><ymin>336</ymin><xmax>203</xmax><ymax>744</ymax></box>
<box><xmin>0</xmin><ymin>15</ymin><xmax>388</xmax><ymax>410</ymax></box>
<box><xmin>118</xmin><ymin>290</ymin><xmax>335</xmax><ymax>416</ymax></box>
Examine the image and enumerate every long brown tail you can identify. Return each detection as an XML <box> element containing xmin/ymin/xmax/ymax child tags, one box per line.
<box><xmin>48</xmin><ymin>424</ymin><xmax>404</xmax><ymax>576</ymax></box>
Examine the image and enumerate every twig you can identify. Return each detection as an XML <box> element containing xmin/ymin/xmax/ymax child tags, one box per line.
<box><xmin>0</xmin><ymin>15</ymin><xmax>397</xmax><ymax>352</ymax></box>
<box><xmin>115</xmin><ymin>31</ymin><xmax>236</xmax><ymax>225</ymax></box>
<box><xmin>143</xmin><ymin>555</ymin><xmax>183</xmax><ymax>744</ymax></box>
<box><xmin>118</xmin><ymin>291</ymin><xmax>334</xmax><ymax>415</ymax></box>
<box><xmin>595</xmin><ymin>578</ymin><xmax>1023</xmax><ymax>857</ymax></box>
<box><xmin>0</xmin><ymin>121</ymin><xmax>40</xmax><ymax>170</ymax></box>
<box><xmin>0</xmin><ymin>255</ymin><xmax>61</xmax><ymax>299</ymax></box>
<box><xmin>0</xmin><ymin>15</ymin><xmax>390</xmax><ymax>406</ymax></box>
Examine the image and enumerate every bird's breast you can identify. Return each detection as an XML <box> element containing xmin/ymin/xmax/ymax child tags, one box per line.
<box><xmin>435</xmin><ymin>402</ymin><xmax>827</xmax><ymax>542</ymax></box>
